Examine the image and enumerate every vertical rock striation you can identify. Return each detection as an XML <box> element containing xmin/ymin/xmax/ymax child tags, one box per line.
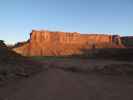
<box><xmin>13</xmin><ymin>30</ymin><xmax>124</xmax><ymax>56</ymax></box>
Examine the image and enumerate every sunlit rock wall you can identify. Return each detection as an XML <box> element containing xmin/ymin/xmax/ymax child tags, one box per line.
<box><xmin>13</xmin><ymin>30</ymin><xmax>123</xmax><ymax>56</ymax></box>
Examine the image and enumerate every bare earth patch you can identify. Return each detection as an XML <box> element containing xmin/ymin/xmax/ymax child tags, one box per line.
<box><xmin>0</xmin><ymin>58</ymin><xmax>133</xmax><ymax>100</ymax></box>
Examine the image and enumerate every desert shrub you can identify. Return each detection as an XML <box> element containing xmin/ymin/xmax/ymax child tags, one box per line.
<box><xmin>0</xmin><ymin>40</ymin><xmax>6</xmax><ymax>47</ymax></box>
<box><xmin>96</xmin><ymin>64</ymin><xmax>133</xmax><ymax>75</ymax></box>
<box><xmin>62</xmin><ymin>67</ymin><xmax>81</xmax><ymax>73</ymax></box>
<box><xmin>121</xmin><ymin>37</ymin><xmax>133</xmax><ymax>47</ymax></box>
<box><xmin>80</xmin><ymin>48</ymin><xmax>133</xmax><ymax>61</ymax></box>
<box><xmin>0</xmin><ymin>47</ymin><xmax>43</xmax><ymax>85</ymax></box>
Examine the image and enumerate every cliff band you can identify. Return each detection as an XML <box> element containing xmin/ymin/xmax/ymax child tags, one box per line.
<box><xmin>13</xmin><ymin>30</ymin><xmax>123</xmax><ymax>56</ymax></box>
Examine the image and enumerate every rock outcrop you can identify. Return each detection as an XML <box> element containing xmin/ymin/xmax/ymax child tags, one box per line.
<box><xmin>13</xmin><ymin>30</ymin><xmax>124</xmax><ymax>56</ymax></box>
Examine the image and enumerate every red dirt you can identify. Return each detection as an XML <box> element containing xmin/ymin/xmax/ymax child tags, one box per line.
<box><xmin>0</xmin><ymin>59</ymin><xmax>133</xmax><ymax>100</ymax></box>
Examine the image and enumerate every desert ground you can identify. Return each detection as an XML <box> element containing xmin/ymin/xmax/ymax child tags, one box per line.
<box><xmin>0</xmin><ymin>57</ymin><xmax>133</xmax><ymax>100</ymax></box>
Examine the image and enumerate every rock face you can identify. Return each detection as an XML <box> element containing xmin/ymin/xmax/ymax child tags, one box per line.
<box><xmin>13</xmin><ymin>30</ymin><xmax>123</xmax><ymax>56</ymax></box>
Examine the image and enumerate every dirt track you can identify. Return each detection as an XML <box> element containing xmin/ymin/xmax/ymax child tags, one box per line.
<box><xmin>0</xmin><ymin>59</ymin><xmax>133</xmax><ymax>100</ymax></box>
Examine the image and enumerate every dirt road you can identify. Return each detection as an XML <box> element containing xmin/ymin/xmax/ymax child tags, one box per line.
<box><xmin>0</xmin><ymin>59</ymin><xmax>133</xmax><ymax>100</ymax></box>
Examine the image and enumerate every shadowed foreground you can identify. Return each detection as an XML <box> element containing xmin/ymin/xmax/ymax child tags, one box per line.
<box><xmin>0</xmin><ymin>59</ymin><xmax>133</xmax><ymax>100</ymax></box>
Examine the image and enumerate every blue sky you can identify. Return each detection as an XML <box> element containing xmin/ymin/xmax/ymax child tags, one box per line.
<box><xmin>0</xmin><ymin>0</ymin><xmax>133</xmax><ymax>44</ymax></box>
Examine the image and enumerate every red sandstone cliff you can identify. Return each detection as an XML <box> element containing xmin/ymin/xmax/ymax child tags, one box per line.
<box><xmin>13</xmin><ymin>30</ymin><xmax>124</xmax><ymax>56</ymax></box>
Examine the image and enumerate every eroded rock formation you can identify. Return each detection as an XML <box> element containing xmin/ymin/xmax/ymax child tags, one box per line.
<box><xmin>13</xmin><ymin>30</ymin><xmax>124</xmax><ymax>56</ymax></box>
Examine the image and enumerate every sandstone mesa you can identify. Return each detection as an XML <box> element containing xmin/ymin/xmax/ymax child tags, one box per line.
<box><xmin>13</xmin><ymin>30</ymin><xmax>123</xmax><ymax>56</ymax></box>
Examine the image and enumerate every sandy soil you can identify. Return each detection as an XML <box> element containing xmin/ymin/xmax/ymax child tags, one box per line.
<box><xmin>0</xmin><ymin>59</ymin><xmax>133</xmax><ymax>100</ymax></box>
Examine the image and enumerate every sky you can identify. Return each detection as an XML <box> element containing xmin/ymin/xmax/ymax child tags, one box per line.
<box><xmin>0</xmin><ymin>0</ymin><xmax>133</xmax><ymax>44</ymax></box>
